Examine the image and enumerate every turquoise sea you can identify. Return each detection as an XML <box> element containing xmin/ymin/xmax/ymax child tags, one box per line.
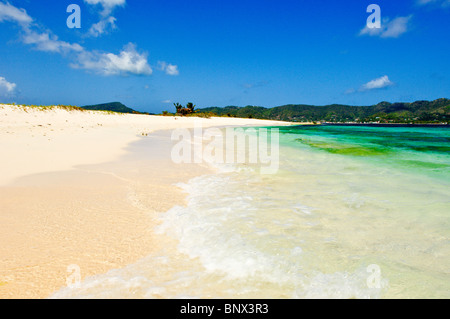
<box><xmin>51</xmin><ymin>125</ymin><xmax>450</xmax><ymax>299</ymax></box>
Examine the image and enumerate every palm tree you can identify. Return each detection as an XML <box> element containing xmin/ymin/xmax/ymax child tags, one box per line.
<box><xmin>174</xmin><ymin>103</ymin><xmax>183</xmax><ymax>114</ymax></box>
<box><xmin>174</xmin><ymin>102</ymin><xmax>196</xmax><ymax>115</ymax></box>
<box><xmin>186</xmin><ymin>102</ymin><xmax>196</xmax><ymax>113</ymax></box>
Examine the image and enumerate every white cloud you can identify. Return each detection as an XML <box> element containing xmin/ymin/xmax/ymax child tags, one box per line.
<box><xmin>360</xmin><ymin>15</ymin><xmax>412</xmax><ymax>38</ymax></box>
<box><xmin>158</xmin><ymin>61</ymin><xmax>180</xmax><ymax>76</ymax></box>
<box><xmin>164</xmin><ymin>64</ymin><xmax>179</xmax><ymax>76</ymax></box>
<box><xmin>0</xmin><ymin>76</ymin><xmax>16</xmax><ymax>95</ymax></box>
<box><xmin>88</xmin><ymin>16</ymin><xmax>117</xmax><ymax>37</ymax></box>
<box><xmin>417</xmin><ymin>0</ymin><xmax>450</xmax><ymax>6</ymax></box>
<box><xmin>0</xmin><ymin>2</ymin><xmax>164</xmax><ymax>78</ymax></box>
<box><xmin>346</xmin><ymin>76</ymin><xmax>395</xmax><ymax>94</ymax></box>
<box><xmin>84</xmin><ymin>0</ymin><xmax>126</xmax><ymax>17</ymax></box>
<box><xmin>380</xmin><ymin>16</ymin><xmax>412</xmax><ymax>38</ymax></box>
<box><xmin>0</xmin><ymin>2</ymin><xmax>83</xmax><ymax>54</ymax></box>
<box><xmin>0</xmin><ymin>1</ymin><xmax>32</xmax><ymax>26</ymax></box>
<box><xmin>84</xmin><ymin>0</ymin><xmax>125</xmax><ymax>38</ymax></box>
<box><xmin>361</xmin><ymin>75</ymin><xmax>394</xmax><ymax>91</ymax></box>
<box><xmin>74</xmin><ymin>43</ymin><xmax>153</xmax><ymax>76</ymax></box>
<box><xmin>344</xmin><ymin>88</ymin><xmax>356</xmax><ymax>95</ymax></box>
<box><xmin>22</xmin><ymin>29</ymin><xmax>84</xmax><ymax>54</ymax></box>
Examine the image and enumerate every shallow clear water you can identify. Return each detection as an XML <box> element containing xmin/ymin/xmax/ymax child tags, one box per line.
<box><xmin>51</xmin><ymin>125</ymin><xmax>450</xmax><ymax>299</ymax></box>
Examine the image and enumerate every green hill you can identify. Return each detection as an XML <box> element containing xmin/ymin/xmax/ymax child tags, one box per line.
<box><xmin>198</xmin><ymin>98</ymin><xmax>450</xmax><ymax>124</ymax></box>
<box><xmin>81</xmin><ymin>102</ymin><xmax>140</xmax><ymax>114</ymax></box>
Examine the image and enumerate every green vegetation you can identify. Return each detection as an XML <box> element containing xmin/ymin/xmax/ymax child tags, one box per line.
<box><xmin>174</xmin><ymin>102</ymin><xmax>196</xmax><ymax>116</ymax></box>
<box><xmin>81</xmin><ymin>102</ymin><xmax>153</xmax><ymax>115</ymax></box>
<box><xmin>2</xmin><ymin>101</ymin><xmax>151</xmax><ymax>115</ymax></box>
<box><xmin>198</xmin><ymin>98</ymin><xmax>450</xmax><ymax>124</ymax></box>
<box><xmin>4</xmin><ymin>98</ymin><xmax>449</xmax><ymax>124</ymax></box>
<box><xmin>1</xmin><ymin>103</ymin><xmax>87</xmax><ymax>112</ymax></box>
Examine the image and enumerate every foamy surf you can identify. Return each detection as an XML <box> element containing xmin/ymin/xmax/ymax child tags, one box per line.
<box><xmin>50</xmin><ymin>125</ymin><xmax>449</xmax><ymax>299</ymax></box>
<box><xmin>51</xmin><ymin>168</ymin><xmax>387</xmax><ymax>299</ymax></box>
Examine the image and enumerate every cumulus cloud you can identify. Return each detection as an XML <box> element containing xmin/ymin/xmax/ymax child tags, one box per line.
<box><xmin>84</xmin><ymin>0</ymin><xmax>125</xmax><ymax>38</ymax></box>
<box><xmin>22</xmin><ymin>29</ymin><xmax>84</xmax><ymax>54</ymax></box>
<box><xmin>0</xmin><ymin>2</ymin><xmax>173</xmax><ymax>78</ymax></box>
<box><xmin>0</xmin><ymin>76</ymin><xmax>16</xmax><ymax>95</ymax></box>
<box><xmin>164</xmin><ymin>64</ymin><xmax>179</xmax><ymax>76</ymax></box>
<box><xmin>360</xmin><ymin>15</ymin><xmax>412</xmax><ymax>38</ymax></box>
<box><xmin>84</xmin><ymin>0</ymin><xmax>126</xmax><ymax>17</ymax></box>
<box><xmin>345</xmin><ymin>76</ymin><xmax>395</xmax><ymax>94</ymax></box>
<box><xmin>88</xmin><ymin>16</ymin><xmax>117</xmax><ymax>37</ymax></box>
<box><xmin>0</xmin><ymin>2</ymin><xmax>83</xmax><ymax>54</ymax></box>
<box><xmin>0</xmin><ymin>1</ymin><xmax>32</xmax><ymax>26</ymax></box>
<box><xmin>73</xmin><ymin>43</ymin><xmax>153</xmax><ymax>76</ymax></box>
<box><xmin>158</xmin><ymin>61</ymin><xmax>180</xmax><ymax>76</ymax></box>
<box><xmin>360</xmin><ymin>75</ymin><xmax>394</xmax><ymax>91</ymax></box>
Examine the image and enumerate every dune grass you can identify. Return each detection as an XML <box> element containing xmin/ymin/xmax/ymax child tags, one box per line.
<box><xmin>1</xmin><ymin>103</ymin><xmax>124</xmax><ymax>115</ymax></box>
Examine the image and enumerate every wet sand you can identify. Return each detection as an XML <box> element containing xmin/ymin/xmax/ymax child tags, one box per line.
<box><xmin>0</xmin><ymin>105</ymin><xmax>291</xmax><ymax>298</ymax></box>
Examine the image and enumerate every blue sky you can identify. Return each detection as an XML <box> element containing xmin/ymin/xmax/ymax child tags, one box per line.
<box><xmin>0</xmin><ymin>0</ymin><xmax>449</xmax><ymax>113</ymax></box>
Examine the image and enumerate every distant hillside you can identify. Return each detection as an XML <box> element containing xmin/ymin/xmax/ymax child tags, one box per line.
<box><xmin>198</xmin><ymin>98</ymin><xmax>450</xmax><ymax>124</ymax></box>
<box><xmin>81</xmin><ymin>102</ymin><xmax>140</xmax><ymax>114</ymax></box>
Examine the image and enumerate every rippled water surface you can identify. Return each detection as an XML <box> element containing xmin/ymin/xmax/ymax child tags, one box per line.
<box><xmin>51</xmin><ymin>125</ymin><xmax>450</xmax><ymax>299</ymax></box>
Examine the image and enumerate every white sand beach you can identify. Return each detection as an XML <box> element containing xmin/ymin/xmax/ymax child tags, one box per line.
<box><xmin>0</xmin><ymin>104</ymin><xmax>293</xmax><ymax>298</ymax></box>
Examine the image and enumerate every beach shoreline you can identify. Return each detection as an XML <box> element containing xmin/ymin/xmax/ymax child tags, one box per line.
<box><xmin>0</xmin><ymin>104</ymin><xmax>293</xmax><ymax>299</ymax></box>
